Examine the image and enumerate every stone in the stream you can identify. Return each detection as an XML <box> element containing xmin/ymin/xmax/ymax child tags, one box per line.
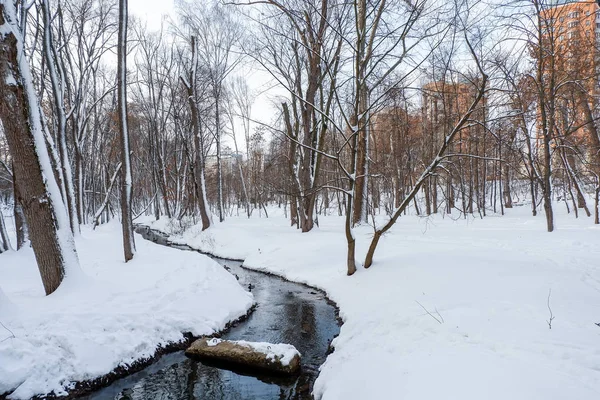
<box><xmin>185</xmin><ymin>338</ymin><xmax>301</xmax><ymax>375</ymax></box>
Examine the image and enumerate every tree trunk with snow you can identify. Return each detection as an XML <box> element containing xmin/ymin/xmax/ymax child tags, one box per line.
<box><xmin>0</xmin><ymin>0</ymin><xmax>80</xmax><ymax>295</ymax></box>
<box><xmin>117</xmin><ymin>0</ymin><xmax>135</xmax><ymax>261</ymax></box>
<box><xmin>182</xmin><ymin>36</ymin><xmax>211</xmax><ymax>231</ymax></box>
<box><xmin>41</xmin><ymin>0</ymin><xmax>79</xmax><ymax>235</ymax></box>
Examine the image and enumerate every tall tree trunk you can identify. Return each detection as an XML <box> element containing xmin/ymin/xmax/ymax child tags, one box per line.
<box><xmin>182</xmin><ymin>36</ymin><xmax>211</xmax><ymax>230</ymax></box>
<box><xmin>230</xmin><ymin>122</ymin><xmax>250</xmax><ymax>218</ymax></box>
<box><xmin>156</xmin><ymin>136</ymin><xmax>172</xmax><ymax>219</ymax></box>
<box><xmin>503</xmin><ymin>163</ymin><xmax>512</xmax><ymax>208</ymax></box>
<box><xmin>535</xmin><ymin>5</ymin><xmax>554</xmax><ymax>232</ymax></box>
<box><xmin>352</xmin><ymin>0</ymin><xmax>369</xmax><ymax>226</ymax></box>
<box><xmin>0</xmin><ymin>1</ymin><xmax>80</xmax><ymax>294</ymax></box>
<box><xmin>215</xmin><ymin>92</ymin><xmax>224</xmax><ymax>222</ymax></box>
<box><xmin>41</xmin><ymin>0</ymin><xmax>79</xmax><ymax>234</ymax></box>
<box><xmin>282</xmin><ymin>102</ymin><xmax>304</xmax><ymax>229</ymax></box>
<box><xmin>117</xmin><ymin>0</ymin><xmax>135</xmax><ymax>261</ymax></box>
<box><xmin>0</xmin><ymin>210</ymin><xmax>11</xmax><ymax>253</ymax></box>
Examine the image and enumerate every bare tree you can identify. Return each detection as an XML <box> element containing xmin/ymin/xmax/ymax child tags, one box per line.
<box><xmin>132</xmin><ymin>22</ymin><xmax>177</xmax><ymax>220</ymax></box>
<box><xmin>181</xmin><ymin>36</ymin><xmax>212</xmax><ymax>230</ymax></box>
<box><xmin>227</xmin><ymin>77</ymin><xmax>253</xmax><ymax>217</ymax></box>
<box><xmin>363</xmin><ymin>12</ymin><xmax>489</xmax><ymax>268</ymax></box>
<box><xmin>40</xmin><ymin>0</ymin><xmax>80</xmax><ymax>234</ymax></box>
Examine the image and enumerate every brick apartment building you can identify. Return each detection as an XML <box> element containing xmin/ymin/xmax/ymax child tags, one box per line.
<box><xmin>540</xmin><ymin>0</ymin><xmax>600</xmax><ymax>156</ymax></box>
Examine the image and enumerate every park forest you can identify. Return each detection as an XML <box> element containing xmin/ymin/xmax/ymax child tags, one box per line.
<box><xmin>1</xmin><ymin>0</ymin><xmax>600</xmax><ymax>293</ymax></box>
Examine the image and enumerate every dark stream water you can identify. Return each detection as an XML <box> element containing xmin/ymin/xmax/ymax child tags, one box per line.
<box><xmin>81</xmin><ymin>226</ymin><xmax>340</xmax><ymax>400</ymax></box>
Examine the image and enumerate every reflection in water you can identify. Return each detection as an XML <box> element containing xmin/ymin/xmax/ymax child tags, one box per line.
<box><xmin>82</xmin><ymin>227</ymin><xmax>340</xmax><ymax>400</ymax></box>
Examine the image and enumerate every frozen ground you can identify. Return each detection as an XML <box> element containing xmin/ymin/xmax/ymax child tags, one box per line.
<box><xmin>144</xmin><ymin>205</ymin><xmax>600</xmax><ymax>400</ymax></box>
<box><xmin>0</xmin><ymin>219</ymin><xmax>253</xmax><ymax>399</ymax></box>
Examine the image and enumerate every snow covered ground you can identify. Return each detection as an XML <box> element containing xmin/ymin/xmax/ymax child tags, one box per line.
<box><xmin>144</xmin><ymin>205</ymin><xmax>600</xmax><ymax>400</ymax></box>
<box><xmin>0</xmin><ymin>219</ymin><xmax>253</xmax><ymax>399</ymax></box>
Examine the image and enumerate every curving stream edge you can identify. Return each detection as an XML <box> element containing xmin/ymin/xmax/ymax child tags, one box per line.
<box><xmin>1</xmin><ymin>224</ymin><xmax>341</xmax><ymax>400</ymax></box>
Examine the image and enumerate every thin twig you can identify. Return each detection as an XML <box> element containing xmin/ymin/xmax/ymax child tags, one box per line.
<box><xmin>0</xmin><ymin>319</ymin><xmax>15</xmax><ymax>342</ymax></box>
<box><xmin>546</xmin><ymin>289</ymin><xmax>555</xmax><ymax>330</ymax></box>
<box><xmin>435</xmin><ymin>307</ymin><xmax>445</xmax><ymax>324</ymax></box>
<box><xmin>416</xmin><ymin>301</ymin><xmax>443</xmax><ymax>324</ymax></box>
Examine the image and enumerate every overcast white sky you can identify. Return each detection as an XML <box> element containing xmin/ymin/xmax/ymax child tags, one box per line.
<box><xmin>130</xmin><ymin>0</ymin><xmax>175</xmax><ymax>30</ymax></box>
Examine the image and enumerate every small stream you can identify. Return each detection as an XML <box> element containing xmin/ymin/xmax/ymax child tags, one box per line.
<box><xmin>82</xmin><ymin>226</ymin><xmax>340</xmax><ymax>400</ymax></box>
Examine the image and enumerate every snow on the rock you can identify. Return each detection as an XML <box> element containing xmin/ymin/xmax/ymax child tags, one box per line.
<box><xmin>206</xmin><ymin>338</ymin><xmax>300</xmax><ymax>366</ymax></box>
<box><xmin>144</xmin><ymin>206</ymin><xmax>600</xmax><ymax>400</ymax></box>
<box><xmin>0</xmin><ymin>222</ymin><xmax>253</xmax><ymax>399</ymax></box>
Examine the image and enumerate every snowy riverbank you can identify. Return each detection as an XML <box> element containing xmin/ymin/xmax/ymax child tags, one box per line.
<box><xmin>0</xmin><ymin>222</ymin><xmax>253</xmax><ymax>399</ymax></box>
<box><xmin>144</xmin><ymin>206</ymin><xmax>600</xmax><ymax>400</ymax></box>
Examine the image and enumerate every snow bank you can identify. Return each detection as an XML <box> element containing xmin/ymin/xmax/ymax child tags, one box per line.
<box><xmin>0</xmin><ymin>222</ymin><xmax>253</xmax><ymax>399</ymax></box>
<box><xmin>147</xmin><ymin>207</ymin><xmax>600</xmax><ymax>400</ymax></box>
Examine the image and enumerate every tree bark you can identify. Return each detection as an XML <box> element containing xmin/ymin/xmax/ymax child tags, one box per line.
<box><xmin>13</xmin><ymin>172</ymin><xmax>28</xmax><ymax>249</ymax></box>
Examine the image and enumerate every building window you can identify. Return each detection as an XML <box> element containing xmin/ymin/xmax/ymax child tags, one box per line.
<box><xmin>568</xmin><ymin>21</ymin><xmax>579</xmax><ymax>28</ymax></box>
<box><xmin>586</xmin><ymin>20</ymin><xmax>591</xmax><ymax>26</ymax></box>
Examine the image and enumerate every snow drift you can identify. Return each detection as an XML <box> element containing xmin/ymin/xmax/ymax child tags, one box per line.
<box><xmin>0</xmin><ymin>222</ymin><xmax>253</xmax><ymax>399</ymax></box>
